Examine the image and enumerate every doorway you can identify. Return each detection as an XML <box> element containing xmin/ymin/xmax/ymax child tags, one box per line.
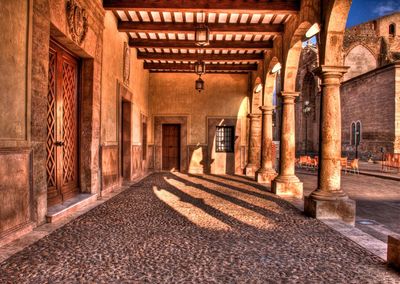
<box><xmin>46</xmin><ymin>40</ymin><xmax>80</xmax><ymax>206</ymax></box>
<box><xmin>121</xmin><ymin>100</ymin><xmax>132</xmax><ymax>180</ymax></box>
<box><xmin>162</xmin><ymin>124</ymin><xmax>181</xmax><ymax>171</ymax></box>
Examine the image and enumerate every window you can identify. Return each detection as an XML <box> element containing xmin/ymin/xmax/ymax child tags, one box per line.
<box><xmin>356</xmin><ymin>121</ymin><xmax>361</xmax><ymax>145</ymax></box>
<box><xmin>216</xmin><ymin>126</ymin><xmax>235</xmax><ymax>152</ymax></box>
<box><xmin>142</xmin><ymin>122</ymin><xmax>147</xmax><ymax>160</ymax></box>
<box><xmin>350</xmin><ymin>121</ymin><xmax>361</xmax><ymax>146</ymax></box>
<box><xmin>389</xmin><ymin>24</ymin><xmax>396</xmax><ymax>36</ymax></box>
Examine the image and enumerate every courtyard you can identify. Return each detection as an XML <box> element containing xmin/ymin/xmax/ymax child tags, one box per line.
<box><xmin>0</xmin><ymin>172</ymin><xmax>399</xmax><ymax>283</ymax></box>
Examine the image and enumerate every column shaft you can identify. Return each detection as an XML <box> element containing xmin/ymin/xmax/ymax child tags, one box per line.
<box><xmin>245</xmin><ymin>113</ymin><xmax>262</xmax><ymax>176</ymax></box>
<box><xmin>256</xmin><ymin>106</ymin><xmax>277</xmax><ymax>183</ymax></box>
<box><xmin>304</xmin><ymin>65</ymin><xmax>355</xmax><ymax>226</ymax></box>
<box><xmin>271</xmin><ymin>92</ymin><xmax>303</xmax><ymax>198</ymax></box>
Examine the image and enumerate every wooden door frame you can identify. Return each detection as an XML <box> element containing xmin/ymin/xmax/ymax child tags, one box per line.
<box><xmin>47</xmin><ymin>39</ymin><xmax>81</xmax><ymax>206</ymax></box>
<box><xmin>161</xmin><ymin>124</ymin><xmax>181</xmax><ymax>171</ymax></box>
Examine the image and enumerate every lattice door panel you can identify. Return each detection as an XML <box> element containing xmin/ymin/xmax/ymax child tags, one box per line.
<box><xmin>62</xmin><ymin>60</ymin><xmax>78</xmax><ymax>187</ymax></box>
<box><xmin>46</xmin><ymin>41</ymin><xmax>79</xmax><ymax>206</ymax></box>
<box><xmin>46</xmin><ymin>49</ymin><xmax>57</xmax><ymax>191</ymax></box>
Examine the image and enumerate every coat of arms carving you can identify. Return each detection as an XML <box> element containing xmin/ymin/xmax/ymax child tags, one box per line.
<box><xmin>66</xmin><ymin>0</ymin><xmax>88</xmax><ymax>45</ymax></box>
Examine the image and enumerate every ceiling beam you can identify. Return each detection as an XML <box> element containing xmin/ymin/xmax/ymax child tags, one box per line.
<box><xmin>103</xmin><ymin>0</ymin><xmax>300</xmax><ymax>14</ymax></box>
<box><xmin>119</xmin><ymin>22</ymin><xmax>284</xmax><ymax>35</ymax></box>
<box><xmin>144</xmin><ymin>62</ymin><xmax>258</xmax><ymax>71</ymax></box>
<box><xmin>149</xmin><ymin>70</ymin><xmax>249</xmax><ymax>74</ymax></box>
<box><xmin>130</xmin><ymin>39</ymin><xmax>273</xmax><ymax>50</ymax></box>
<box><xmin>137</xmin><ymin>52</ymin><xmax>264</xmax><ymax>62</ymax></box>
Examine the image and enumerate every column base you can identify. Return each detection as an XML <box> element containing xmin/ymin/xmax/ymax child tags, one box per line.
<box><xmin>304</xmin><ymin>195</ymin><xmax>356</xmax><ymax>226</ymax></box>
<box><xmin>271</xmin><ymin>176</ymin><xmax>303</xmax><ymax>199</ymax></box>
<box><xmin>255</xmin><ymin>168</ymin><xmax>277</xmax><ymax>184</ymax></box>
<box><xmin>245</xmin><ymin>164</ymin><xmax>259</xmax><ymax>177</ymax></box>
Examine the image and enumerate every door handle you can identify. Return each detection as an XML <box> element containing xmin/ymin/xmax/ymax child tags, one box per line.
<box><xmin>54</xmin><ymin>141</ymin><xmax>65</xmax><ymax>147</ymax></box>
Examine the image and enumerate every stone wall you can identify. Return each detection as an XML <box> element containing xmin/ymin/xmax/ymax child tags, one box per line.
<box><xmin>0</xmin><ymin>0</ymin><xmax>33</xmax><ymax>241</ymax></box>
<box><xmin>341</xmin><ymin>63</ymin><xmax>399</xmax><ymax>159</ymax></box>
<box><xmin>148</xmin><ymin>73</ymin><xmax>249</xmax><ymax>174</ymax></box>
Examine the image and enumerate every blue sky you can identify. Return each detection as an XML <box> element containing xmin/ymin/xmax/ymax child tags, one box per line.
<box><xmin>346</xmin><ymin>0</ymin><xmax>400</xmax><ymax>27</ymax></box>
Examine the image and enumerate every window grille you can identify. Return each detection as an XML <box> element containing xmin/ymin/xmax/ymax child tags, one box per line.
<box><xmin>216</xmin><ymin>126</ymin><xmax>234</xmax><ymax>153</ymax></box>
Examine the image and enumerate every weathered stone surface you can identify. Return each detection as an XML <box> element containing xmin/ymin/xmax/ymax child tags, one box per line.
<box><xmin>304</xmin><ymin>195</ymin><xmax>356</xmax><ymax>226</ymax></box>
<box><xmin>272</xmin><ymin>176</ymin><xmax>303</xmax><ymax>199</ymax></box>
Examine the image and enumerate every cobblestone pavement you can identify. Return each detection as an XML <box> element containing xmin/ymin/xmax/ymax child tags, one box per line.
<box><xmin>298</xmin><ymin>169</ymin><xmax>400</xmax><ymax>240</ymax></box>
<box><xmin>1</xmin><ymin>172</ymin><xmax>399</xmax><ymax>283</ymax></box>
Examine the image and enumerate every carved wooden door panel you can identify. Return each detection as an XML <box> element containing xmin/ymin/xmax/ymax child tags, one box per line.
<box><xmin>162</xmin><ymin>124</ymin><xmax>180</xmax><ymax>171</ymax></box>
<box><xmin>47</xmin><ymin>41</ymin><xmax>79</xmax><ymax>206</ymax></box>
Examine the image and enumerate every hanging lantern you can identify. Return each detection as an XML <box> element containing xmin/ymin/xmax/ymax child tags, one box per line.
<box><xmin>194</xmin><ymin>61</ymin><xmax>206</xmax><ymax>75</ymax></box>
<box><xmin>195</xmin><ymin>12</ymin><xmax>209</xmax><ymax>46</ymax></box>
<box><xmin>195</xmin><ymin>76</ymin><xmax>204</xmax><ymax>92</ymax></box>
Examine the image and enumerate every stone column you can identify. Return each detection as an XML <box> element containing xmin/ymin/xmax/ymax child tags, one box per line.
<box><xmin>304</xmin><ymin>66</ymin><xmax>355</xmax><ymax>225</ymax></box>
<box><xmin>256</xmin><ymin>106</ymin><xmax>277</xmax><ymax>184</ymax></box>
<box><xmin>271</xmin><ymin>92</ymin><xmax>303</xmax><ymax>198</ymax></box>
<box><xmin>245</xmin><ymin>113</ymin><xmax>262</xmax><ymax>176</ymax></box>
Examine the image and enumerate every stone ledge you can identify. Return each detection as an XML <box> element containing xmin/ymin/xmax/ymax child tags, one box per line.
<box><xmin>46</xmin><ymin>193</ymin><xmax>98</xmax><ymax>223</ymax></box>
<box><xmin>304</xmin><ymin>196</ymin><xmax>356</xmax><ymax>226</ymax></box>
<box><xmin>388</xmin><ymin>234</ymin><xmax>400</xmax><ymax>270</ymax></box>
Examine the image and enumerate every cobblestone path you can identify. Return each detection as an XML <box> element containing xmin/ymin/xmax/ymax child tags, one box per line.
<box><xmin>1</xmin><ymin>172</ymin><xmax>399</xmax><ymax>283</ymax></box>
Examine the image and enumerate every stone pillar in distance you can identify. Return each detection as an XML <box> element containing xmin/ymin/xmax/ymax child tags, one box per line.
<box><xmin>256</xmin><ymin>105</ymin><xmax>277</xmax><ymax>184</ymax></box>
<box><xmin>304</xmin><ymin>65</ymin><xmax>355</xmax><ymax>226</ymax></box>
<box><xmin>245</xmin><ymin>113</ymin><xmax>262</xmax><ymax>176</ymax></box>
<box><xmin>271</xmin><ymin>92</ymin><xmax>303</xmax><ymax>198</ymax></box>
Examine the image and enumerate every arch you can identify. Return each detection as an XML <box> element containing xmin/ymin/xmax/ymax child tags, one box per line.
<box><xmin>389</xmin><ymin>23</ymin><xmax>396</xmax><ymax>36</ymax></box>
<box><xmin>263</xmin><ymin>57</ymin><xmax>280</xmax><ymax>106</ymax></box>
<box><xmin>344</xmin><ymin>44</ymin><xmax>377</xmax><ymax>80</ymax></box>
<box><xmin>283</xmin><ymin>21</ymin><xmax>313</xmax><ymax>91</ymax></box>
<box><xmin>250</xmin><ymin>76</ymin><xmax>263</xmax><ymax>113</ymax></box>
<box><xmin>319</xmin><ymin>0</ymin><xmax>352</xmax><ymax>66</ymax></box>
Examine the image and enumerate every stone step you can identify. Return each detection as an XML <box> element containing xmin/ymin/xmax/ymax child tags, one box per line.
<box><xmin>46</xmin><ymin>193</ymin><xmax>98</xmax><ymax>223</ymax></box>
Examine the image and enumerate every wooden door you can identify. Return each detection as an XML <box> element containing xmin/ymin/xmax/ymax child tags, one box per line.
<box><xmin>121</xmin><ymin>100</ymin><xmax>132</xmax><ymax>180</ymax></box>
<box><xmin>162</xmin><ymin>124</ymin><xmax>180</xmax><ymax>171</ymax></box>
<box><xmin>46</xmin><ymin>41</ymin><xmax>79</xmax><ymax>206</ymax></box>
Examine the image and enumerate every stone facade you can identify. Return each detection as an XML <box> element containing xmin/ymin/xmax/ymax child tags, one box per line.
<box><xmin>295</xmin><ymin>12</ymin><xmax>400</xmax><ymax>159</ymax></box>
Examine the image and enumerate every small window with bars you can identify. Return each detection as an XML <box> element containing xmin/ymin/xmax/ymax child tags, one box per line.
<box><xmin>216</xmin><ymin>126</ymin><xmax>235</xmax><ymax>153</ymax></box>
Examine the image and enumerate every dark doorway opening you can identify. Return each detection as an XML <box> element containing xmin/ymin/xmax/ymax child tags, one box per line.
<box><xmin>121</xmin><ymin>100</ymin><xmax>132</xmax><ymax>180</ymax></box>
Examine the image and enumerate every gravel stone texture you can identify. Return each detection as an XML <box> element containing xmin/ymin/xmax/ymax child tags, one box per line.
<box><xmin>1</xmin><ymin>172</ymin><xmax>399</xmax><ymax>283</ymax></box>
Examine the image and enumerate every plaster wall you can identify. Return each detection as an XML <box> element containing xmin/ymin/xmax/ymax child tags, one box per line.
<box><xmin>0</xmin><ymin>0</ymin><xmax>29</xmax><ymax>141</ymax></box>
<box><xmin>148</xmin><ymin>73</ymin><xmax>249</xmax><ymax>174</ymax></box>
<box><xmin>101</xmin><ymin>11</ymin><xmax>149</xmax><ymax>190</ymax></box>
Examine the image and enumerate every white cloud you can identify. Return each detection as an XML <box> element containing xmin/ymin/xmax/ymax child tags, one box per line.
<box><xmin>374</xmin><ymin>0</ymin><xmax>400</xmax><ymax>16</ymax></box>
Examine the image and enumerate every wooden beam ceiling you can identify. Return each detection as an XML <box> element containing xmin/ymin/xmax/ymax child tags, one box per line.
<box><xmin>103</xmin><ymin>0</ymin><xmax>300</xmax><ymax>14</ymax></box>
<box><xmin>118</xmin><ymin>22</ymin><xmax>284</xmax><ymax>35</ymax></box>
<box><xmin>144</xmin><ymin>62</ymin><xmax>258</xmax><ymax>72</ymax></box>
<box><xmin>130</xmin><ymin>39</ymin><xmax>273</xmax><ymax>50</ymax></box>
<box><xmin>138</xmin><ymin>52</ymin><xmax>264</xmax><ymax>62</ymax></box>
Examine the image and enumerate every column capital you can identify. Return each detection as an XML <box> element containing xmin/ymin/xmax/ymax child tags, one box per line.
<box><xmin>281</xmin><ymin>91</ymin><xmax>300</xmax><ymax>97</ymax></box>
<box><xmin>280</xmin><ymin>92</ymin><xmax>298</xmax><ymax>104</ymax></box>
<box><xmin>313</xmin><ymin>65</ymin><xmax>350</xmax><ymax>79</ymax></box>
<box><xmin>259</xmin><ymin>105</ymin><xmax>275</xmax><ymax>114</ymax></box>
<box><xmin>247</xmin><ymin>113</ymin><xmax>262</xmax><ymax>119</ymax></box>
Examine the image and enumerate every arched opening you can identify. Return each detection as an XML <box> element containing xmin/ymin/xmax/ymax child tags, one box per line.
<box><xmin>344</xmin><ymin>45</ymin><xmax>377</xmax><ymax>80</ymax></box>
<box><xmin>389</xmin><ymin>23</ymin><xmax>396</xmax><ymax>37</ymax></box>
<box><xmin>298</xmin><ymin>72</ymin><xmax>317</xmax><ymax>154</ymax></box>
